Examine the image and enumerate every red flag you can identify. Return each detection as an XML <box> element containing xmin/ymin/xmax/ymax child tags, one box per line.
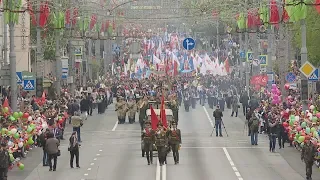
<box><xmin>89</xmin><ymin>14</ymin><xmax>97</xmax><ymax>30</ymax></box>
<box><xmin>269</xmin><ymin>0</ymin><xmax>280</xmax><ymax>27</ymax></box>
<box><xmin>224</xmin><ymin>57</ymin><xmax>230</xmax><ymax>74</ymax></box>
<box><xmin>316</xmin><ymin>0</ymin><xmax>320</xmax><ymax>14</ymax></box>
<box><xmin>65</xmin><ymin>8</ymin><xmax>71</xmax><ymax>25</ymax></box>
<box><xmin>150</xmin><ymin>105</ymin><xmax>159</xmax><ymax>130</ymax></box>
<box><xmin>3</xmin><ymin>97</ymin><xmax>9</xmax><ymax>108</ymax></box>
<box><xmin>72</xmin><ymin>8</ymin><xmax>79</xmax><ymax>25</ymax></box>
<box><xmin>41</xmin><ymin>92</ymin><xmax>46</xmax><ymax>102</ymax></box>
<box><xmin>27</xmin><ymin>0</ymin><xmax>37</xmax><ymax>26</ymax></box>
<box><xmin>160</xmin><ymin>94</ymin><xmax>168</xmax><ymax>128</ymax></box>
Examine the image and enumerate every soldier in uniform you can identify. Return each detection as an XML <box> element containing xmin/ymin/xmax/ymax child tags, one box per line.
<box><xmin>168</xmin><ymin>121</ymin><xmax>181</xmax><ymax>164</ymax></box>
<box><xmin>169</xmin><ymin>96</ymin><xmax>179</xmax><ymax>124</ymax></box>
<box><xmin>115</xmin><ymin>97</ymin><xmax>128</xmax><ymax>124</ymax></box>
<box><xmin>207</xmin><ymin>88</ymin><xmax>214</xmax><ymax>109</ymax></box>
<box><xmin>155</xmin><ymin>123</ymin><xmax>168</xmax><ymax>166</ymax></box>
<box><xmin>138</xmin><ymin>96</ymin><xmax>149</xmax><ymax>130</ymax></box>
<box><xmin>127</xmin><ymin>97</ymin><xmax>137</xmax><ymax>124</ymax></box>
<box><xmin>301</xmin><ymin>137</ymin><xmax>317</xmax><ymax>180</ymax></box>
<box><xmin>141</xmin><ymin>121</ymin><xmax>155</xmax><ymax>165</ymax></box>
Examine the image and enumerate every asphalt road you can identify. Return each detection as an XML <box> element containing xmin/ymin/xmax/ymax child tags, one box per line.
<box><xmin>8</xmin><ymin>103</ymin><xmax>320</xmax><ymax>180</ymax></box>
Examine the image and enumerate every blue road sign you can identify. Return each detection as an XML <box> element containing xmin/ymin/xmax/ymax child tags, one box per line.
<box><xmin>246</xmin><ymin>52</ymin><xmax>253</xmax><ymax>61</ymax></box>
<box><xmin>16</xmin><ymin>72</ymin><xmax>22</xmax><ymax>84</ymax></box>
<box><xmin>259</xmin><ymin>55</ymin><xmax>267</xmax><ymax>65</ymax></box>
<box><xmin>182</xmin><ymin>38</ymin><xmax>196</xmax><ymax>50</ymax></box>
<box><xmin>62</xmin><ymin>68</ymin><xmax>68</xmax><ymax>79</ymax></box>
<box><xmin>267</xmin><ymin>72</ymin><xmax>275</xmax><ymax>83</ymax></box>
<box><xmin>240</xmin><ymin>51</ymin><xmax>245</xmax><ymax>58</ymax></box>
<box><xmin>285</xmin><ymin>72</ymin><xmax>296</xmax><ymax>83</ymax></box>
<box><xmin>308</xmin><ymin>68</ymin><xmax>319</xmax><ymax>81</ymax></box>
<box><xmin>23</xmin><ymin>79</ymin><xmax>35</xmax><ymax>91</ymax></box>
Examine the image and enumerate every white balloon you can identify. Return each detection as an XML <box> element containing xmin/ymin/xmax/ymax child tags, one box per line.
<box><xmin>37</xmin><ymin>130</ymin><xmax>42</xmax><ymax>136</ymax></box>
<box><xmin>310</xmin><ymin>105</ymin><xmax>315</xmax><ymax>110</ymax></box>
<box><xmin>308</xmin><ymin>113</ymin><xmax>313</xmax><ymax>120</ymax></box>
<box><xmin>28</xmin><ymin>116</ymin><xmax>33</xmax><ymax>121</ymax></box>
<box><xmin>10</xmin><ymin>128</ymin><xmax>17</xmax><ymax>134</ymax></box>
<box><xmin>7</xmin><ymin>141</ymin><xmax>13</xmax><ymax>147</ymax></box>
<box><xmin>18</xmin><ymin>142</ymin><xmax>23</xmax><ymax>148</ymax></box>
<box><xmin>295</xmin><ymin>116</ymin><xmax>300</xmax><ymax>121</ymax></box>
<box><xmin>36</xmin><ymin>117</ymin><xmax>41</xmax><ymax>123</ymax></box>
<box><xmin>285</xmin><ymin>109</ymin><xmax>289</xmax><ymax>113</ymax></box>
<box><xmin>41</xmin><ymin>123</ymin><xmax>48</xmax><ymax>130</ymax></box>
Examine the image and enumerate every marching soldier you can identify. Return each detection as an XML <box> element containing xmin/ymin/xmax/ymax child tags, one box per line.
<box><xmin>208</xmin><ymin>88</ymin><xmax>214</xmax><ymax>109</ymax></box>
<box><xmin>141</xmin><ymin>121</ymin><xmax>155</xmax><ymax>165</ymax></box>
<box><xmin>127</xmin><ymin>97</ymin><xmax>137</xmax><ymax>124</ymax></box>
<box><xmin>138</xmin><ymin>96</ymin><xmax>149</xmax><ymax>130</ymax></box>
<box><xmin>301</xmin><ymin>137</ymin><xmax>317</xmax><ymax>180</ymax></box>
<box><xmin>168</xmin><ymin>121</ymin><xmax>181</xmax><ymax>164</ymax></box>
<box><xmin>115</xmin><ymin>97</ymin><xmax>128</xmax><ymax>124</ymax></box>
<box><xmin>169</xmin><ymin>96</ymin><xmax>179</xmax><ymax>124</ymax></box>
<box><xmin>155</xmin><ymin>123</ymin><xmax>168</xmax><ymax>166</ymax></box>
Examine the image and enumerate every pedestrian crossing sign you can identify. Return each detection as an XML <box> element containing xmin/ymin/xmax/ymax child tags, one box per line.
<box><xmin>23</xmin><ymin>79</ymin><xmax>35</xmax><ymax>91</ymax></box>
<box><xmin>246</xmin><ymin>52</ymin><xmax>253</xmax><ymax>62</ymax></box>
<box><xmin>16</xmin><ymin>72</ymin><xmax>22</xmax><ymax>84</ymax></box>
<box><xmin>308</xmin><ymin>69</ymin><xmax>319</xmax><ymax>81</ymax></box>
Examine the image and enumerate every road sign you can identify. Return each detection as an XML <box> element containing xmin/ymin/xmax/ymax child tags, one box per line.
<box><xmin>259</xmin><ymin>55</ymin><xmax>267</xmax><ymax>66</ymax></box>
<box><xmin>246</xmin><ymin>52</ymin><xmax>253</xmax><ymax>62</ymax></box>
<box><xmin>285</xmin><ymin>72</ymin><xmax>296</xmax><ymax>83</ymax></box>
<box><xmin>182</xmin><ymin>38</ymin><xmax>196</xmax><ymax>50</ymax></box>
<box><xmin>240</xmin><ymin>51</ymin><xmax>245</xmax><ymax>58</ymax></box>
<box><xmin>23</xmin><ymin>79</ymin><xmax>35</xmax><ymax>91</ymax></box>
<box><xmin>267</xmin><ymin>72</ymin><xmax>275</xmax><ymax>83</ymax></box>
<box><xmin>62</xmin><ymin>68</ymin><xmax>68</xmax><ymax>79</ymax></box>
<box><xmin>308</xmin><ymin>68</ymin><xmax>319</xmax><ymax>81</ymax></box>
<box><xmin>299</xmin><ymin>61</ymin><xmax>315</xmax><ymax>77</ymax></box>
<box><xmin>16</xmin><ymin>72</ymin><xmax>22</xmax><ymax>84</ymax></box>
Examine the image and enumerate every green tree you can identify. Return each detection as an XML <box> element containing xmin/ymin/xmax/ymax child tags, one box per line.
<box><xmin>292</xmin><ymin>7</ymin><xmax>320</xmax><ymax>66</ymax></box>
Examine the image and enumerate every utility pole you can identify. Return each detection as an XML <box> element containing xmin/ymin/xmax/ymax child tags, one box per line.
<box><xmin>216</xmin><ymin>19</ymin><xmax>219</xmax><ymax>49</ymax></box>
<box><xmin>104</xmin><ymin>39</ymin><xmax>108</xmax><ymax>75</ymax></box>
<box><xmin>88</xmin><ymin>39</ymin><xmax>93</xmax><ymax>80</ymax></box>
<box><xmin>36</xmin><ymin>2</ymin><xmax>43</xmax><ymax>78</ymax></box>
<box><xmin>55</xmin><ymin>16</ymin><xmax>61</xmax><ymax>97</ymax></box>
<box><xmin>9</xmin><ymin>0</ymin><xmax>17</xmax><ymax>111</ymax></box>
<box><xmin>68</xmin><ymin>6</ymin><xmax>75</xmax><ymax>96</ymax></box>
<box><xmin>3</xmin><ymin>12</ymin><xmax>8</xmax><ymax>65</ymax></box>
<box><xmin>245</xmin><ymin>0</ymin><xmax>250</xmax><ymax>97</ymax></box>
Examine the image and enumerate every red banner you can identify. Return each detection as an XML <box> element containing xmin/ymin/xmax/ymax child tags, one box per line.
<box><xmin>250</xmin><ymin>74</ymin><xmax>268</xmax><ymax>86</ymax></box>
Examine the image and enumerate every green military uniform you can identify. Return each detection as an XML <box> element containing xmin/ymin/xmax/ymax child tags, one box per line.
<box><xmin>168</xmin><ymin>122</ymin><xmax>181</xmax><ymax>164</ymax></box>
<box><xmin>127</xmin><ymin>99</ymin><xmax>137</xmax><ymax>124</ymax></box>
<box><xmin>301</xmin><ymin>141</ymin><xmax>317</xmax><ymax>180</ymax></box>
<box><xmin>141</xmin><ymin>121</ymin><xmax>155</xmax><ymax>165</ymax></box>
<box><xmin>115</xmin><ymin>97</ymin><xmax>128</xmax><ymax>124</ymax></box>
<box><xmin>169</xmin><ymin>100</ymin><xmax>179</xmax><ymax>124</ymax></box>
<box><xmin>138</xmin><ymin>99</ymin><xmax>149</xmax><ymax>130</ymax></box>
<box><xmin>155</xmin><ymin>123</ymin><xmax>168</xmax><ymax>166</ymax></box>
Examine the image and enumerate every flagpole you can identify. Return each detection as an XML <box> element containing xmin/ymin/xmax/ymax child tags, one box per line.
<box><xmin>9</xmin><ymin>0</ymin><xmax>17</xmax><ymax>111</ymax></box>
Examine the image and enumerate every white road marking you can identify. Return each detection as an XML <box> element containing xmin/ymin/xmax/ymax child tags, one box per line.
<box><xmin>87</xmin><ymin>168</ymin><xmax>91</xmax><ymax>171</ymax></box>
<box><xmin>112</xmin><ymin>121</ymin><xmax>118</xmax><ymax>131</ymax></box>
<box><xmin>162</xmin><ymin>163</ymin><xmax>166</xmax><ymax>180</ymax></box>
<box><xmin>181</xmin><ymin>146</ymin><xmax>268</xmax><ymax>149</ymax></box>
<box><xmin>90</xmin><ymin>163</ymin><xmax>95</xmax><ymax>165</ymax></box>
<box><xmin>156</xmin><ymin>158</ymin><xmax>161</xmax><ymax>180</ymax></box>
<box><xmin>84</xmin><ymin>173</ymin><xmax>88</xmax><ymax>176</ymax></box>
<box><xmin>203</xmin><ymin>106</ymin><xmax>214</xmax><ymax>127</ymax></box>
<box><xmin>223</xmin><ymin>147</ymin><xmax>244</xmax><ymax>180</ymax></box>
<box><xmin>96</xmin><ymin>154</ymin><xmax>100</xmax><ymax>156</ymax></box>
<box><xmin>99</xmin><ymin>150</ymin><xmax>103</xmax><ymax>152</ymax></box>
<box><xmin>93</xmin><ymin>158</ymin><xmax>97</xmax><ymax>160</ymax></box>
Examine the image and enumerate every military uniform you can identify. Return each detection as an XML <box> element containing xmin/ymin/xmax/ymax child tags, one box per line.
<box><xmin>115</xmin><ymin>97</ymin><xmax>128</xmax><ymax>124</ymax></box>
<box><xmin>138</xmin><ymin>99</ymin><xmax>149</xmax><ymax>130</ymax></box>
<box><xmin>169</xmin><ymin>99</ymin><xmax>179</xmax><ymax>124</ymax></box>
<box><xmin>168</xmin><ymin>122</ymin><xmax>181</xmax><ymax>164</ymax></box>
<box><xmin>127</xmin><ymin>99</ymin><xmax>137</xmax><ymax>124</ymax></box>
<box><xmin>155</xmin><ymin>123</ymin><xmax>168</xmax><ymax>166</ymax></box>
<box><xmin>141</xmin><ymin>121</ymin><xmax>155</xmax><ymax>165</ymax></box>
<box><xmin>301</xmin><ymin>141</ymin><xmax>317</xmax><ymax>180</ymax></box>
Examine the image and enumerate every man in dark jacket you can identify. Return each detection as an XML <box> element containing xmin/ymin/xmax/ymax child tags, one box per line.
<box><xmin>240</xmin><ymin>92</ymin><xmax>249</xmax><ymax>115</ymax></box>
<box><xmin>40</xmin><ymin>129</ymin><xmax>50</xmax><ymax>166</ymax></box>
<box><xmin>213</xmin><ymin>105</ymin><xmax>223</xmax><ymax>137</ymax></box>
<box><xmin>301</xmin><ymin>137</ymin><xmax>317</xmax><ymax>180</ymax></box>
<box><xmin>0</xmin><ymin>141</ymin><xmax>10</xmax><ymax>180</ymax></box>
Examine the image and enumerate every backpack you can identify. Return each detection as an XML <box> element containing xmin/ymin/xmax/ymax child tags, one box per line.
<box><xmin>250</xmin><ymin>118</ymin><xmax>259</xmax><ymax>132</ymax></box>
<box><xmin>0</xmin><ymin>149</ymin><xmax>9</xmax><ymax>168</ymax></box>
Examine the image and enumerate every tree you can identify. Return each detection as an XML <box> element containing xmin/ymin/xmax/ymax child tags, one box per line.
<box><xmin>292</xmin><ymin>6</ymin><xmax>320</xmax><ymax>66</ymax></box>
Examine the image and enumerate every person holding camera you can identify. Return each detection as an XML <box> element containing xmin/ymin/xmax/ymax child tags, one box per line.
<box><xmin>213</xmin><ymin>105</ymin><xmax>223</xmax><ymax>137</ymax></box>
<box><xmin>69</xmin><ymin>131</ymin><xmax>80</xmax><ymax>168</ymax></box>
<box><xmin>71</xmin><ymin>111</ymin><xmax>83</xmax><ymax>143</ymax></box>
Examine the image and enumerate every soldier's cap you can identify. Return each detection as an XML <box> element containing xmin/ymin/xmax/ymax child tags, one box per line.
<box><xmin>145</xmin><ymin>121</ymin><xmax>151</xmax><ymax>125</ymax></box>
<box><xmin>157</xmin><ymin>122</ymin><xmax>163</xmax><ymax>127</ymax></box>
<box><xmin>171</xmin><ymin>121</ymin><xmax>176</xmax><ymax>125</ymax></box>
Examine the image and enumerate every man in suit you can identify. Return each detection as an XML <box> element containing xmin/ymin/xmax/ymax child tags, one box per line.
<box><xmin>50</xmin><ymin>123</ymin><xmax>61</xmax><ymax>143</ymax></box>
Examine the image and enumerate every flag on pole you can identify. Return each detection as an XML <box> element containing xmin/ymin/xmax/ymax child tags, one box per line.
<box><xmin>150</xmin><ymin>105</ymin><xmax>159</xmax><ymax>130</ymax></box>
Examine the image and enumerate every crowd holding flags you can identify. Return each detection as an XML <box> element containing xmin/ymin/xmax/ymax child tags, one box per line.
<box><xmin>122</xmin><ymin>32</ymin><xmax>231</xmax><ymax>79</ymax></box>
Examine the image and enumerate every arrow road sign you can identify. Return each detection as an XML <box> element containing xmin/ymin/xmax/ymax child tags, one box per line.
<box><xmin>308</xmin><ymin>69</ymin><xmax>319</xmax><ymax>81</ymax></box>
<box><xmin>240</xmin><ymin>51</ymin><xmax>245</xmax><ymax>58</ymax></box>
<box><xmin>246</xmin><ymin>52</ymin><xmax>253</xmax><ymax>62</ymax></box>
<box><xmin>183</xmin><ymin>38</ymin><xmax>196</xmax><ymax>50</ymax></box>
<box><xmin>259</xmin><ymin>55</ymin><xmax>267</xmax><ymax>66</ymax></box>
<box><xmin>23</xmin><ymin>79</ymin><xmax>35</xmax><ymax>91</ymax></box>
<box><xmin>16</xmin><ymin>72</ymin><xmax>22</xmax><ymax>84</ymax></box>
<box><xmin>285</xmin><ymin>72</ymin><xmax>296</xmax><ymax>83</ymax></box>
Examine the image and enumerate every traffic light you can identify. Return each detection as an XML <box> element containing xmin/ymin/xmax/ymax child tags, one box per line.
<box><xmin>36</xmin><ymin>77</ymin><xmax>43</xmax><ymax>97</ymax></box>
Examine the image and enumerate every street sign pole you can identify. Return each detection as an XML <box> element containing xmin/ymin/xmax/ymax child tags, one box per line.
<box><xmin>9</xmin><ymin>0</ymin><xmax>17</xmax><ymax>111</ymax></box>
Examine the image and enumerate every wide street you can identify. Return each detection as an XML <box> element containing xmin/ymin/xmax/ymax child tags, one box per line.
<box><xmin>8</xmin><ymin>103</ymin><xmax>320</xmax><ymax>180</ymax></box>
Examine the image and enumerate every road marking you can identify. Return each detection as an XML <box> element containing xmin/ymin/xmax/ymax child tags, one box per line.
<box><xmin>162</xmin><ymin>163</ymin><xmax>166</xmax><ymax>180</ymax></box>
<box><xmin>112</xmin><ymin>121</ymin><xmax>118</xmax><ymax>131</ymax></box>
<box><xmin>90</xmin><ymin>163</ymin><xmax>94</xmax><ymax>165</ymax></box>
<box><xmin>99</xmin><ymin>150</ymin><xmax>103</xmax><ymax>152</ymax></box>
<box><xmin>156</xmin><ymin>158</ymin><xmax>161</xmax><ymax>180</ymax></box>
<box><xmin>203</xmin><ymin>106</ymin><xmax>214</xmax><ymax>127</ymax></box>
<box><xmin>84</xmin><ymin>173</ymin><xmax>88</xmax><ymax>176</ymax></box>
<box><xmin>181</xmin><ymin>146</ymin><xmax>268</xmax><ymax>149</ymax></box>
<box><xmin>223</xmin><ymin>147</ymin><xmax>244</xmax><ymax>180</ymax></box>
<box><xmin>96</xmin><ymin>154</ymin><xmax>100</xmax><ymax>156</ymax></box>
<box><xmin>87</xmin><ymin>168</ymin><xmax>91</xmax><ymax>171</ymax></box>
<box><xmin>93</xmin><ymin>158</ymin><xmax>97</xmax><ymax>160</ymax></box>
